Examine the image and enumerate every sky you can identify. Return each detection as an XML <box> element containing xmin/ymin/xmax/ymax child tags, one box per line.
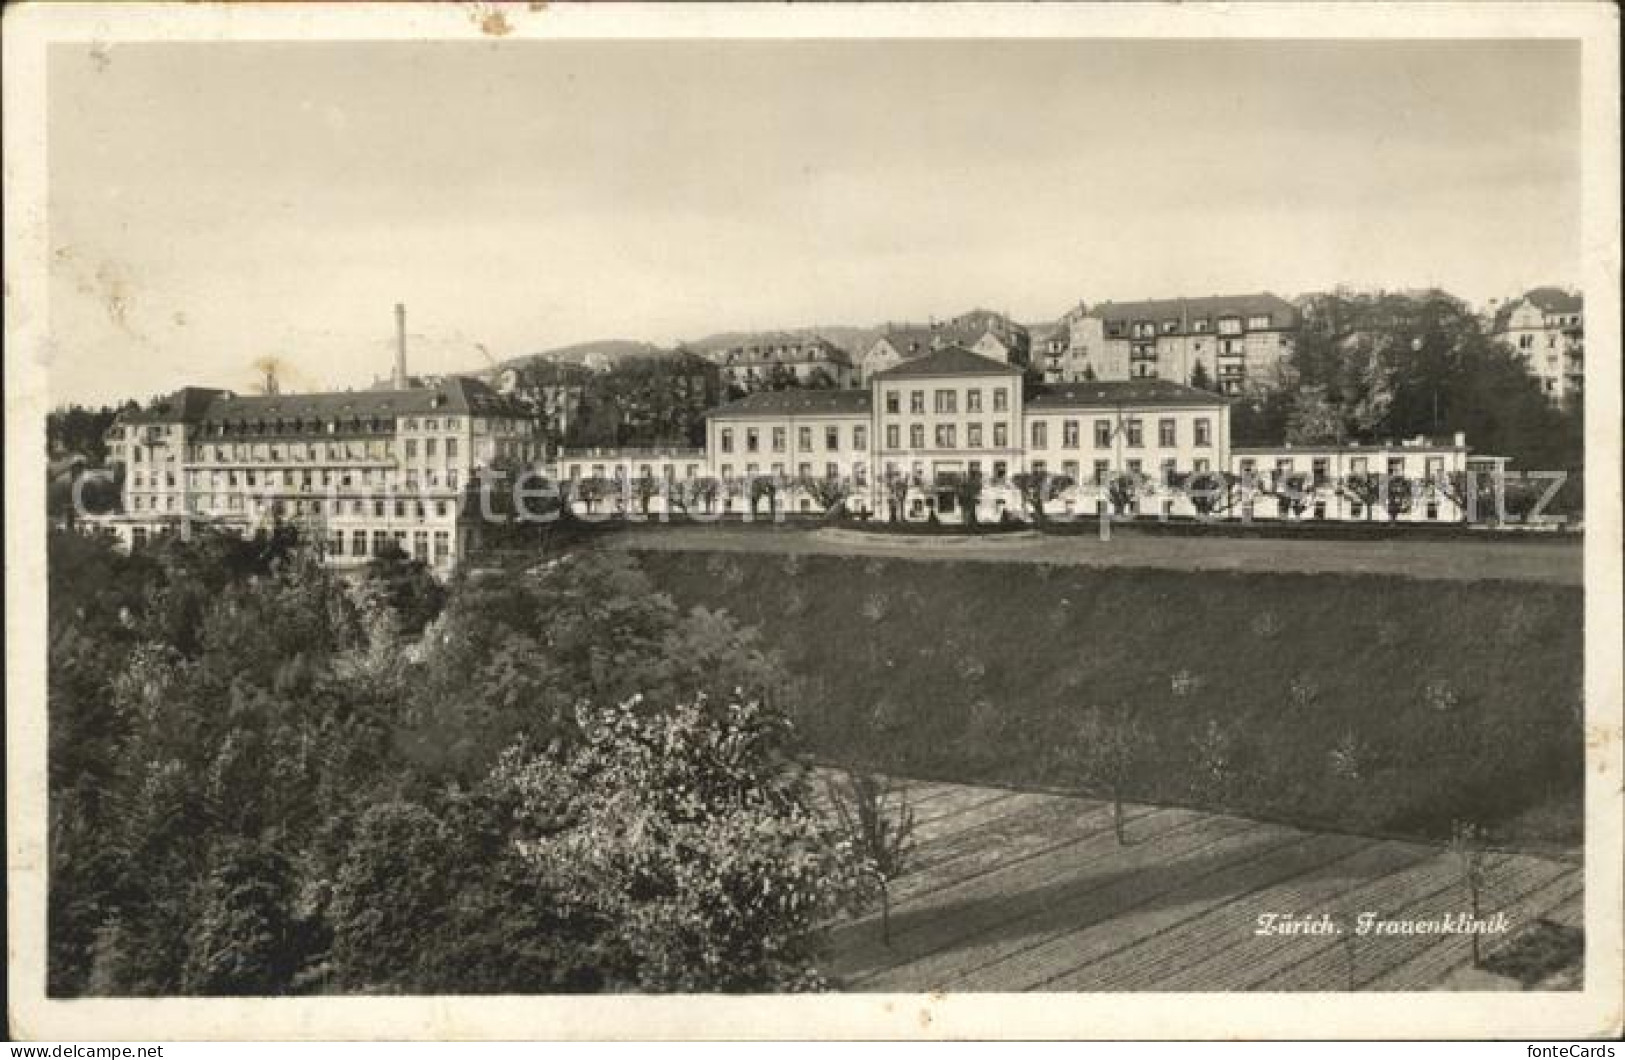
<box><xmin>47</xmin><ymin>38</ymin><xmax>1580</xmax><ymax>406</ymax></box>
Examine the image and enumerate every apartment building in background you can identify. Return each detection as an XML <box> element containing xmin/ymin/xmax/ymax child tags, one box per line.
<box><xmin>856</xmin><ymin>310</ymin><xmax>1031</xmax><ymax>383</ymax></box>
<box><xmin>1491</xmin><ymin>287</ymin><xmax>1584</xmax><ymax>405</ymax></box>
<box><xmin>1066</xmin><ymin>292</ymin><xmax>1299</xmax><ymax>392</ymax></box>
<box><xmin>713</xmin><ymin>333</ymin><xmax>856</xmax><ymax>391</ymax></box>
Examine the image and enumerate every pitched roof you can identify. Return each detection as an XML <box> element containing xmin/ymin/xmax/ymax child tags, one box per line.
<box><xmin>1024</xmin><ymin>379</ymin><xmax>1229</xmax><ymax>410</ymax></box>
<box><xmin>704</xmin><ymin>388</ymin><xmax>873</xmax><ymax>418</ymax></box>
<box><xmin>866</xmin><ymin>326</ymin><xmax>941</xmax><ymax>359</ymax></box>
<box><xmin>1087</xmin><ymin>292</ymin><xmax>1299</xmax><ymax>330</ymax></box>
<box><xmin>120</xmin><ymin>376</ymin><xmax>530</xmax><ymax>425</ymax></box>
<box><xmin>872</xmin><ymin>345</ymin><xmax>1021</xmax><ymax>379</ymax></box>
<box><xmin>1521</xmin><ymin>287</ymin><xmax>1583</xmax><ymax>315</ymax></box>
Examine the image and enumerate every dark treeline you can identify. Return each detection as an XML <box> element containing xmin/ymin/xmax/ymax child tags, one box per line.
<box><xmin>1230</xmin><ymin>290</ymin><xmax>1584</xmax><ymax>500</ymax></box>
<box><xmin>49</xmin><ymin>529</ymin><xmax>868</xmax><ymax>996</ymax></box>
<box><xmin>47</xmin><ymin>404</ymin><xmax>134</xmax><ymax>465</ymax></box>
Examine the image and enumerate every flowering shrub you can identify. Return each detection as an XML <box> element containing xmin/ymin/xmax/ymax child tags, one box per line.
<box><xmin>497</xmin><ymin>695</ymin><xmax>867</xmax><ymax>992</ymax></box>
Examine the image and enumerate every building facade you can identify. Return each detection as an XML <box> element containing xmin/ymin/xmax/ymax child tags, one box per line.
<box><xmin>1491</xmin><ymin>287</ymin><xmax>1584</xmax><ymax>405</ymax></box>
<box><xmin>96</xmin><ymin>376</ymin><xmax>543</xmax><ymax>571</ymax></box>
<box><xmin>856</xmin><ymin>311</ymin><xmax>1030</xmax><ymax>384</ymax></box>
<box><xmin>1068</xmin><ymin>293</ymin><xmax>1299</xmax><ymax>392</ymax></box>
<box><xmin>713</xmin><ymin>334</ymin><xmax>855</xmax><ymax>391</ymax></box>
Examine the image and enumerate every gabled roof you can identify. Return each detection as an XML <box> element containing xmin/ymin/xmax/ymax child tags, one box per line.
<box><xmin>872</xmin><ymin>345</ymin><xmax>1021</xmax><ymax>380</ymax></box>
<box><xmin>1024</xmin><ymin>379</ymin><xmax>1229</xmax><ymax>410</ymax></box>
<box><xmin>704</xmin><ymin>389</ymin><xmax>873</xmax><ymax>419</ymax></box>
<box><xmin>1087</xmin><ymin>292</ymin><xmax>1299</xmax><ymax>330</ymax></box>
<box><xmin>119</xmin><ymin>376</ymin><xmax>531</xmax><ymax>426</ymax></box>
<box><xmin>1521</xmin><ymin>287</ymin><xmax>1583</xmax><ymax>315</ymax></box>
<box><xmin>866</xmin><ymin>326</ymin><xmax>941</xmax><ymax>359</ymax></box>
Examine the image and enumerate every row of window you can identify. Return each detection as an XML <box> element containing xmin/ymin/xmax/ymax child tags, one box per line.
<box><xmin>1030</xmin><ymin>417</ymin><xmax>1214</xmax><ymax>449</ymax></box>
<box><xmin>1115</xmin><ymin>314</ymin><xmax>1273</xmax><ymax>340</ymax></box>
<box><xmin>883</xmin><ymin>422</ymin><xmax>1010</xmax><ymax>450</ymax></box>
<box><xmin>1235</xmin><ymin>455</ymin><xmax>1445</xmax><ymax>480</ymax></box>
<box><xmin>881</xmin><ymin>387</ymin><xmax>1012</xmax><ymax>415</ymax></box>
<box><xmin>160</xmin><ymin>467</ymin><xmax>464</xmax><ymax>490</ymax></box>
<box><xmin>129</xmin><ymin>493</ymin><xmax>459</xmax><ymax>519</ymax></box>
<box><xmin>718</xmin><ymin>424</ymin><xmax>867</xmax><ymax>455</ymax></box>
<box><xmin>326</xmin><ymin>528</ymin><xmax>452</xmax><ymax>564</ymax></box>
<box><xmin>715</xmin><ymin>462</ymin><xmax>869</xmax><ymax>484</ymax></box>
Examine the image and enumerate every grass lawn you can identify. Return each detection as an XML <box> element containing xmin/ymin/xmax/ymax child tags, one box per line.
<box><xmin>628</xmin><ymin>548</ymin><xmax>1584</xmax><ymax>849</ymax></box>
<box><xmin>590</xmin><ymin>523</ymin><xmax>1583</xmax><ymax>585</ymax></box>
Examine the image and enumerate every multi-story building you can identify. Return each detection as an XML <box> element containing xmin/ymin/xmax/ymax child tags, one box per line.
<box><xmin>1230</xmin><ymin>436</ymin><xmax>1509</xmax><ymax>524</ymax></box>
<box><xmin>856</xmin><ymin>311</ymin><xmax>1030</xmax><ymax>384</ymax></box>
<box><xmin>1491</xmin><ymin>287</ymin><xmax>1584</xmax><ymax>405</ymax></box>
<box><xmin>1069</xmin><ymin>293</ymin><xmax>1299</xmax><ymax>393</ymax></box>
<box><xmin>701</xmin><ymin>345</ymin><xmax>1232</xmax><ymax>521</ymax></box>
<box><xmin>704</xmin><ymin>388</ymin><xmax>874</xmax><ymax>515</ymax></box>
<box><xmin>95</xmin><ymin>375</ymin><xmax>543</xmax><ymax>571</ymax></box>
<box><xmin>714</xmin><ymin>333</ymin><xmax>855</xmax><ymax>391</ymax></box>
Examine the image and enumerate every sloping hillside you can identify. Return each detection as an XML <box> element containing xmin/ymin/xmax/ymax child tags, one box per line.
<box><xmin>630</xmin><ymin>550</ymin><xmax>1583</xmax><ymax>848</ymax></box>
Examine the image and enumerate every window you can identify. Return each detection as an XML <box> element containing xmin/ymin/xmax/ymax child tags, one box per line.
<box><xmin>1159</xmin><ymin>419</ymin><xmax>1176</xmax><ymax>447</ymax></box>
<box><xmin>1126</xmin><ymin>459</ymin><xmax>1143</xmax><ymax>477</ymax></box>
<box><xmin>1426</xmin><ymin>502</ymin><xmax>1440</xmax><ymax>520</ymax></box>
<box><xmin>910</xmin><ymin>391</ymin><xmax>925</xmax><ymax>414</ymax></box>
<box><xmin>909</xmin><ymin>424</ymin><xmax>925</xmax><ymax>448</ymax></box>
<box><xmin>720</xmin><ymin>429</ymin><xmax>734</xmax><ymax>454</ymax></box>
<box><xmin>1217</xmin><ymin>317</ymin><xmax>1242</xmax><ymax>335</ymax></box>
<box><xmin>1349</xmin><ymin>456</ymin><xmax>1368</xmax><ymax>475</ymax></box>
<box><xmin>1247</xmin><ymin>314</ymin><xmax>1272</xmax><ymax>329</ymax></box>
<box><xmin>993</xmin><ymin>460</ymin><xmax>1008</xmax><ymax>481</ymax></box>
<box><xmin>1063</xmin><ymin>420</ymin><xmax>1080</xmax><ymax>448</ymax></box>
<box><xmin>1194</xmin><ymin>418</ymin><xmax>1212</xmax><ymax>446</ymax></box>
<box><xmin>1312</xmin><ymin>458</ymin><xmax>1329</xmax><ymax>486</ymax></box>
<box><xmin>826</xmin><ymin>425</ymin><xmax>839</xmax><ymax>450</ymax></box>
<box><xmin>935</xmin><ymin>424</ymin><xmax>956</xmax><ymax>448</ymax></box>
<box><xmin>1161</xmin><ymin>458</ymin><xmax>1178</xmax><ymax>486</ymax></box>
<box><xmin>352</xmin><ymin>530</ymin><xmax>368</xmax><ymax>557</ymax></box>
<box><xmin>1093</xmin><ymin>460</ymin><xmax>1110</xmax><ymax>485</ymax></box>
<box><xmin>967</xmin><ymin>389</ymin><xmax>982</xmax><ymax>413</ymax></box>
<box><xmin>993</xmin><ymin>423</ymin><xmax>1008</xmax><ymax>448</ymax></box>
<box><xmin>967</xmin><ymin>423</ymin><xmax>983</xmax><ymax>447</ymax></box>
<box><xmin>853</xmin><ymin>424</ymin><xmax>867</xmax><ymax>451</ymax></box>
<box><xmin>413</xmin><ymin>531</ymin><xmax>429</xmax><ymax>562</ymax></box>
<box><xmin>799</xmin><ymin>426</ymin><xmax>813</xmax><ymax>450</ymax></box>
<box><xmin>1387</xmin><ymin>457</ymin><xmax>1405</xmax><ymax>477</ymax></box>
<box><xmin>1425</xmin><ymin>457</ymin><xmax>1444</xmax><ymax>483</ymax></box>
<box><xmin>425</xmin><ymin>437</ymin><xmax>438</xmax><ymax>457</ymax></box>
<box><xmin>1031</xmin><ymin>460</ymin><xmax>1047</xmax><ymax>475</ymax></box>
<box><xmin>826</xmin><ymin>462</ymin><xmax>839</xmax><ymax>480</ymax></box>
<box><xmin>434</xmin><ymin>531</ymin><xmax>451</xmax><ymax>562</ymax></box>
<box><xmin>746</xmin><ymin>428</ymin><xmax>760</xmax><ymax>453</ymax></box>
<box><xmin>885</xmin><ymin>391</ymin><xmax>900</xmax><ymax>414</ymax></box>
<box><xmin>446</xmin><ymin>437</ymin><xmax>458</xmax><ymax>459</ymax></box>
<box><xmin>797</xmin><ymin>462</ymin><xmax>811</xmax><ymax>479</ymax></box>
<box><xmin>1094</xmin><ymin>420</ymin><xmax>1112</xmax><ymax>448</ymax></box>
<box><xmin>1194</xmin><ymin>458</ymin><xmax>1211</xmax><ymax>474</ymax></box>
<box><xmin>1062</xmin><ymin>460</ymin><xmax>1080</xmax><ymax>481</ymax></box>
<box><xmin>993</xmin><ymin>388</ymin><xmax>1009</xmax><ymax>412</ymax></box>
<box><xmin>772</xmin><ymin>427</ymin><xmax>787</xmax><ymax>452</ymax></box>
<box><xmin>405</xmin><ymin>439</ymin><xmax>417</xmax><ymax>458</ymax></box>
<box><xmin>1032</xmin><ymin>421</ymin><xmax>1048</xmax><ymax>448</ymax></box>
<box><xmin>1126</xmin><ymin>419</ymin><xmax>1143</xmax><ymax>447</ymax></box>
<box><xmin>934</xmin><ymin>390</ymin><xmax>956</xmax><ymax>414</ymax></box>
<box><xmin>886</xmin><ymin>425</ymin><xmax>900</xmax><ymax>448</ymax></box>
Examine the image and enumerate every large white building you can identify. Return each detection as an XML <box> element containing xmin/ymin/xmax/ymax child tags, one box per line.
<box><xmin>95</xmin><ymin>375</ymin><xmax>544</xmax><ymax>570</ymax></box>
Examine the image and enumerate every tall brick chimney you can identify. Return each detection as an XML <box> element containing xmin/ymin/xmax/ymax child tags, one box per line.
<box><xmin>393</xmin><ymin>303</ymin><xmax>408</xmax><ymax>388</ymax></box>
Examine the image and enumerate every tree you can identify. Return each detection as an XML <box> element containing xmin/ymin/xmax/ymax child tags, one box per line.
<box><xmin>1188</xmin><ymin>360</ymin><xmax>1214</xmax><ymax>391</ymax></box>
<box><xmin>1336</xmin><ymin>473</ymin><xmax>1384</xmax><ymax>521</ymax></box>
<box><xmin>1285</xmin><ymin>385</ymin><xmax>1349</xmax><ymax>445</ymax></box>
<box><xmin>687</xmin><ymin>476</ymin><xmax>721</xmax><ymax>515</ymax></box>
<box><xmin>1179</xmin><ymin>470</ymin><xmax>1240</xmax><ymax>519</ymax></box>
<box><xmin>802</xmin><ymin>475</ymin><xmax>852</xmax><ymax>520</ymax></box>
<box><xmin>1081</xmin><ymin>364</ymin><xmax>1098</xmax><ymax>382</ymax></box>
<box><xmin>825</xmin><ymin>770</ymin><xmax>915</xmax><ymax>946</ymax></box>
<box><xmin>1105</xmin><ymin>473</ymin><xmax>1142</xmax><ymax>517</ymax></box>
<box><xmin>951</xmin><ymin>472</ymin><xmax>984</xmax><ymax>527</ymax></box>
<box><xmin>748</xmin><ymin>475</ymin><xmax>779</xmax><ymax>519</ymax></box>
<box><xmin>630</xmin><ymin>474</ymin><xmax>661</xmax><ymax>519</ymax></box>
<box><xmin>1448</xmin><ymin>821</ymin><xmax>1493</xmax><ymax>969</ymax></box>
<box><xmin>1383</xmin><ymin>474</ymin><xmax>1416</xmax><ymax>522</ymax></box>
<box><xmin>496</xmin><ymin>696</ymin><xmax>867</xmax><ymax>991</ymax></box>
<box><xmin>1012</xmin><ymin>471</ymin><xmax>1073</xmax><ymax>524</ymax></box>
<box><xmin>1063</xmin><ymin>705</ymin><xmax>1145</xmax><ymax>845</ymax></box>
<box><xmin>1265</xmin><ymin>470</ymin><xmax>1315</xmax><ymax>520</ymax></box>
<box><xmin>180</xmin><ymin>838</ymin><xmax>301</xmax><ymax>995</ymax></box>
<box><xmin>573</xmin><ymin>476</ymin><xmax>608</xmax><ymax>515</ymax></box>
<box><xmin>885</xmin><ymin>472</ymin><xmax>913</xmax><ymax>523</ymax></box>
